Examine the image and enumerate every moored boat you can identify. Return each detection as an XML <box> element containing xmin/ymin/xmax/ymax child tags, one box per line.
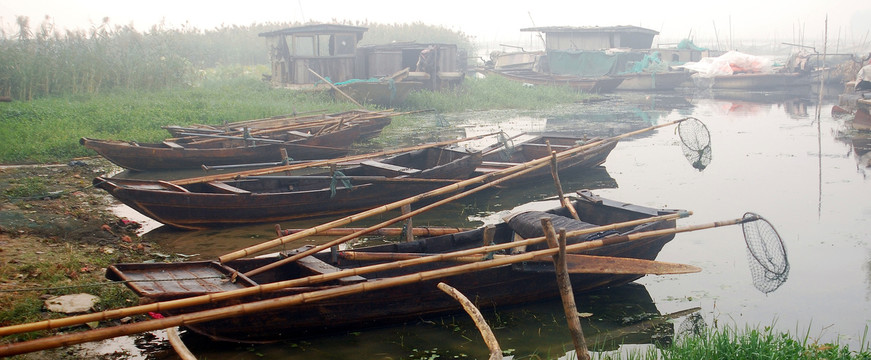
<box><xmin>81</xmin><ymin>117</ymin><xmax>376</xmax><ymax>171</ymax></box>
<box><xmin>106</xmin><ymin>191</ymin><xmax>685</xmax><ymax>342</ymax></box>
<box><xmin>476</xmin><ymin>134</ymin><xmax>617</xmax><ymax>181</ymax></box>
<box><xmin>162</xmin><ymin>109</ymin><xmax>393</xmax><ymax>140</ymax></box>
<box><xmin>93</xmin><ymin>146</ymin><xmax>482</xmax><ymax>229</ymax></box>
<box><xmin>615</xmin><ymin>71</ymin><xmax>692</xmax><ymax>91</ymax></box>
<box><xmin>485</xmin><ymin>68</ymin><xmax>623</xmax><ymax>93</ymax></box>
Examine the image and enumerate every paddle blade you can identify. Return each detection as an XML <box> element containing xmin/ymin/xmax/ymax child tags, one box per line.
<box><xmin>557</xmin><ymin>254</ymin><xmax>701</xmax><ymax>275</ymax></box>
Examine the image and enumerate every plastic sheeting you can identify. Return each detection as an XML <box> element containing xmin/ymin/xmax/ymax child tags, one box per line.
<box><xmin>678</xmin><ymin>51</ymin><xmax>775</xmax><ymax>77</ymax></box>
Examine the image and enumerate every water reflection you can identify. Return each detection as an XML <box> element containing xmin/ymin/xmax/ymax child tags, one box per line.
<box><xmin>146</xmin><ymin>283</ymin><xmax>696</xmax><ymax>360</ymax></box>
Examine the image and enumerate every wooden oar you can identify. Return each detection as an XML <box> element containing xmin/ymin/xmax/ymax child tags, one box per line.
<box><xmin>275</xmin><ymin>225</ymin><xmax>471</xmax><ymax>237</ymax></box>
<box><xmin>0</xmin><ymin>212</ymin><xmax>687</xmax><ymax>337</ymax></box>
<box><xmin>170</xmin><ymin>132</ymin><xmax>499</xmax><ymax>185</ymax></box>
<box><xmin>338</xmin><ymin>251</ymin><xmax>701</xmax><ymax>275</ymax></box>
<box><xmin>220</xmin><ymin>118</ymin><xmax>687</xmax><ymax>263</ymax></box>
<box><xmin>5</xmin><ymin>214</ymin><xmax>762</xmax><ymax>357</ymax></box>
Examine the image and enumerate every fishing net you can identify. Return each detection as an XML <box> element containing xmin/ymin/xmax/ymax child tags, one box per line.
<box><xmin>677</xmin><ymin>117</ymin><xmax>712</xmax><ymax>171</ymax></box>
<box><xmin>741</xmin><ymin>212</ymin><xmax>789</xmax><ymax>293</ymax></box>
<box><xmin>677</xmin><ymin>312</ymin><xmax>707</xmax><ymax>337</ymax></box>
<box><xmin>495</xmin><ymin>131</ymin><xmax>517</xmax><ymax>161</ymax></box>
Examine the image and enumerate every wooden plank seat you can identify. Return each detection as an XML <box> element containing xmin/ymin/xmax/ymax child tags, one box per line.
<box><xmin>295</xmin><ymin>256</ymin><xmax>366</xmax><ymax>284</ymax></box>
<box><xmin>360</xmin><ymin>160</ymin><xmax>421</xmax><ymax>176</ymax></box>
<box><xmin>162</xmin><ymin>141</ymin><xmax>185</xmax><ymax>149</ymax></box>
<box><xmin>206</xmin><ymin>181</ymin><xmax>251</xmax><ymax>194</ymax></box>
<box><xmin>287</xmin><ymin>130</ymin><xmax>313</xmax><ymax>138</ymax></box>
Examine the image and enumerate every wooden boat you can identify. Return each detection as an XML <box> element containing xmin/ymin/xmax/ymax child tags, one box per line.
<box><xmin>93</xmin><ymin>146</ymin><xmax>482</xmax><ymax>229</ymax></box>
<box><xmin>615</xmin><ymin>71</ymin><xmax>691</xmax><ymax>91</ymax></box>
<box><xmin>692</xmin><ymin>72</ymin><xmax>812</xmax><ymax>90</ymax></box>
<box><xmin>162</xmin><ymin>109</ymin><xmax>393</xmax><ymax>140</ymax></box>
<box><xmin>106</xmin><ymin>191</ymin><xmax>683</xmax><ymax>342</ymax></box>
<box><xmin>81</xmin><ymin>120</ymin><xmax>369</xmax><ymax>171</ymax></box>
<box><xmin>475</xmin><ymin>134</ymin><xmax>617</xmax><ymax>182</ymax></box>
<box><xmin>485</xmin><ymin>68</ymin><xmax>623</xmax><ymax>93</ymax></box>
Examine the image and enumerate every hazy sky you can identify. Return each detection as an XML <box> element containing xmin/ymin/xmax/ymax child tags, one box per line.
<box><xmin>2</xmin><ymin>0</ymin><xmax>870</xmax><ymax>50</ymax></box>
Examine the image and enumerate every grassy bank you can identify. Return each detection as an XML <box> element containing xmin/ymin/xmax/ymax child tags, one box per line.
<box><xmin>652</xmin><ymin>325</ymin><xmax>871</xmax><ymax>360</ymax></box>
<box><xmin>0</xmin><ymin>74</ymin><xmax>595</xmax><ymax>164</ymax></box>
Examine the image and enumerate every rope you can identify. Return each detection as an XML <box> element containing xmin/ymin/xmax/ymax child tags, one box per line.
<box><xmin>329</xmin><ymin>170</ymin><xmax>352</xmax><ymax>198</ymax></box>
<box><xmin>0</xmin><ymin>276</ymin><xmax>228</xmax><ymax>293</ymax></box>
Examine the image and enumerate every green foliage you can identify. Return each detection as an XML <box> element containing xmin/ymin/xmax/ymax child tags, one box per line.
<box><xmin>3</xmin><ymin>177</ymin><xmax>47</xmax><ymax>198</ymax></box>
<box><xmin>0</xmin><ymin>241</ymin><xmax>142</xmax><ymax>342</ymax></box>
<box><xmin>0</xmin><ymin>17</ymin><xmax>476</xmax><ymax>101</ymax></box>
<box><xmin>656</xmin><ymin>325</ymin><xmax>871</xmax><ymax>360</ymax></box>
<box><xmin>0</xmin><ymin>73</ymin><xmax>353</xmax><ymax>163</ymax></box>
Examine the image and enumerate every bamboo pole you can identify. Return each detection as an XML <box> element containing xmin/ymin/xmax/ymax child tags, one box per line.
<box><xmin>549</xmin><ymin>147</ymin><xmax>580</xmax><ymax>221</ymax></box>
<box><xmin>275</xmin><ymin>226</ymin><xmax>471</xmax><ymax>237</ymax></box>
<box><xmin>239</xmin><ymin>148</ymin><xmax>560</xmax><ymax>277</ymax></box>
<box><xmin>0</xmin><ymin>212</ymin><xmax>688</xmax><ymax>337</ymax></box>
<box><xmin>2</xmin><ymin>214</ymin><xmax>761</xmax><ymax>357</ymax></box>
<box><xmin>307</xmin><ymin>67</ymin><xmax>364</xmax><ymax>107</ymax></box>
<box><xmin>170</xmin><ymin>132</ymin><xmax>499</xmax><ymax>185</ymax></box>
<box><xmin>338</xmin><ymin>251</ymin><xmax>701</xmax><ymax>275</ymax></box>
<box><xmin>223</xmin><ymin>118</ymin><xmax>689</xmax><ymax>263</ymax></box>
<box><xmin>437</xmin><ymin>283</ymin><xmax>503</xmax><ymax>360</ymax></box>
<box><xmin>542</xmin><ymin>219</ymin><xmax>589</xmax><ymax>360</ymax></box>
<box><xmin>166</xmin><ymin>327</ymin><xmax>196</xmax><ymax>360</ymax></box>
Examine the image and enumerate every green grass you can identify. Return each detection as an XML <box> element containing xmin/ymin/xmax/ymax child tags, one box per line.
<box><xmin>0</xmin><ymin>73</ymin><xmax>596</xmax><ymax>164</ymax></box>
<box><xmin>0</xmin><ymin>74</ymin><xmax>353</xmax><ymax>163</ymax></box>
<box><xmin>616</xmin><ymin>324</ymin><xmax>871</xmax><ymax>360</ymax></box>
<box><xmin>0</xmin><ymin>240</ymin><xmax>145</xmax><ymax>342</ymax></box>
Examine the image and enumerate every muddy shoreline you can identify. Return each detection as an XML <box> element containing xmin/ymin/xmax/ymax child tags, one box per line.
<box><xmin>0</xmin><ymin>158</ymin><xmax>167</xmax><ymax>359</ymax></box>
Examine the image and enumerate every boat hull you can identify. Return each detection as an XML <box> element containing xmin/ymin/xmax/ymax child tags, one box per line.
<box><xmin>95</xmin><ymin>147</ymin><xmax>482</xmax><ymax>229</ymax></box>
<box><xmin>693</xmin><ymin>72</ymin><xmax>811</xmax><ymax>90</ymax></box>
<box><xmin>476</xmin><ymin>135</ymin><xmax>617</xmax><ymax>182</ymax></box>
<box><xmin>485</xmin><ymin>69</ymin><xmax>623</xmax><ymax>93</ymax></box>
<box><xmin>615</xmin><ymin>71</ymin><xmax>691</xmax><ymax>91</ymax></box>
<box><xmin>107</xmin><ymin>191</ymin><xmax>679</xmax><ymax>342</ymax></box>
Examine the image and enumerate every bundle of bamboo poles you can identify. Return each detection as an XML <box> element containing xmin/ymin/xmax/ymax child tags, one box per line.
<box><xmin>0</xmin><ymin>118</ymin><xmax>704</xmax><ymax>356</ymax></box>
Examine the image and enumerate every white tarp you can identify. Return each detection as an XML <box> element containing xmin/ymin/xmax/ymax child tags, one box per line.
<box><xmin>678</xmin><ymin>51</ymin><xmax>775</xmax><ymax>77</ymax></box>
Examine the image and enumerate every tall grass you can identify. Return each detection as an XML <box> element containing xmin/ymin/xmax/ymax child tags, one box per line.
<box><xmin>0</xmin><ymin>72</ymin><xmax>596</xmax><ymax>164</ymax></box>
<box><xmin>0</xmin><ymin>74</ymin><xmax>353</xmax><ymax>163</ymax></box>
<box><xmin>0</xmin><ymin>17</ymin><xmax>476</xmax><ymax>101</ymax></box>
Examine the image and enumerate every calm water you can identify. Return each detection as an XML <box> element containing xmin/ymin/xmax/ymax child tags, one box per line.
<box><xmin>105</xmin><ymin>86</ymin><xmax>871</xmax><ymax>359</ymax></box>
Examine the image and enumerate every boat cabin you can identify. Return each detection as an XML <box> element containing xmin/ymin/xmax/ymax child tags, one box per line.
<box><xmin>521</xmin><ymin>25</ymin><xmax>659</xmax><ymax>51</ymax></box>
<box><xmin>259</xmin><ymin>24</ymin><xmax>368</xmax><ymax>85</ymax></box>
<box><xmin>355</xmin><ymin>42</ymin><xmax>465</xmax><ymax>90</ymax></box>
<box><xmin>260</xmin><ymin>24</ymin><xmax>464</xmax><ymax>90</ymax></box>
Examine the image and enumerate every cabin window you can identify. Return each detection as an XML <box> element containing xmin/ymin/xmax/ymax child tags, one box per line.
<box><xmin>318</xmin><ymin>34</ymin><xmax>332</xmax><ymax>56</ymax></box>
<box><xmin>333</xmin><ymin>34</ymin><xmax>356</xmax><ymax>55</ymax></box>
<box><xmin>295</xmin><ymin>36</ymin><xmax>315</xmax><ymax>56</ymax></box>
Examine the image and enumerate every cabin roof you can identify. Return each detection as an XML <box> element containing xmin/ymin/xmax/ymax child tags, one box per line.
<box><xmin>259</xmin><ymin>24</ymin><xmax>368</xmax><ymax>37</ymax></box>
<box><xmin>520</xmin><ymin>25</ymin><xmax>659</xmax><ymax>36</ymax></box>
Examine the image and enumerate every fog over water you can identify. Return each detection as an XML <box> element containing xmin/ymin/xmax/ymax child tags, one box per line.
<box><xmin>2</xmin><ymin>0</ymin><xmax>870</xmax><ymax>51</ymax></box>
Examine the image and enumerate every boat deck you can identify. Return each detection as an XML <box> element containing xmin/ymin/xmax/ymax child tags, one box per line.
<box><xmin>106</xmin><ymin>261</ymin><xmax>252</xmax><ymax>297</ymax></box>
